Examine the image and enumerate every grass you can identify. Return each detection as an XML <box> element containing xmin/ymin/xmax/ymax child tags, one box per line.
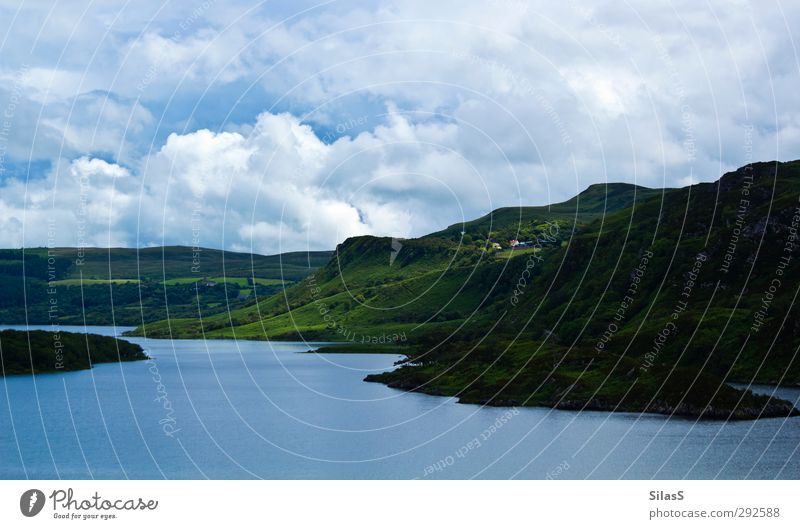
<box><xmin>20</xmin><ymin>246</ymin><xmax>332</xmax><ymax>281</ymax></box>
<box><xmin>210</xmin><ymin>277</ymin><xmax>289</xmax><ymax>287</ymax></box>
<box><xmin>160</xmin><ymin>277</ymin><xmax>203</xmax><ymax>285</ymax></box>
<box><xmin>493</xmin><ymin>246</ymin><xmax>541</xmax><ymax>260</ymax></box>
<box><xmin>161</xmin><ymin>276</ymin><xmax>290</xmax><ymax>287</ymax></box>
<box><xmin>0</xmin><ymin>246</ymin><xmax>327</xmax><ymax>326</ymax></box>
<box><xmin>121</xmin><ymin>162</ymin><xmax>800</xmax><ymax>418</ymax></box>
<box><xmin>0</xmin><ymin>330</ymin><xmax>148</xmax><ymax>375</ymax></box>
<box><xmin>306</xmin><ymin>343</ymin><xmax>412</xmax><ymax>354</ymax></box>
<box><xmin>51</xmin><ymin>278</ymin><xmax>140</xmax><ymax>285</ymax></box>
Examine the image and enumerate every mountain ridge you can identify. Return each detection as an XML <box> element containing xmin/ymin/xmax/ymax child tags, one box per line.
<box><xmin>9</xmin><ymin>161</ymin><xmax>799</xmax><ymax>420</ymax></box>
<box><xmin>0</xmin><ymin>246</ymin><xmax>332</xmax><ymax>325</ymax></box>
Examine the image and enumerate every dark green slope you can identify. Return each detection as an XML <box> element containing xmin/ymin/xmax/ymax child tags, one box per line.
<box><xmin>18</xmin><ymin>246</ymin><xmax>332</xmax><ymax>281</ymax></box>
<box><xmin>0</xmin><ymin>329</ymin><xmax>148</xmax><ymax>375</ymax></box>
<box><xmin>133</xmin><ymin>163</ymin><xmax>800</xmax><ymax>419</ymax></box>
<box><xmin>133</xmin><ymin>184</ymin><xmax>649</xmax><ymax>340</ymax></box>
<box><xmin>369</xmin><ymin>161</ymin><xmax>800</xmax><ymax>419</ymax></box>
<box><xmin>0</xmin><ymin>246</ymin><xmax>331</xmax><ymax>325</ymax></box>
<box><xmin>430</xmin><ymin>182</ymin><xmax>664</xmax><ymax>242</ymax></box>
<box><xmin>133</xmin><ymin>235</ymin><xmax>493</xmax><ymax>339</ymax></box>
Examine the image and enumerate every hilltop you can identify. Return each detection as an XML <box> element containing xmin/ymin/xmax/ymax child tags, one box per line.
<box><xmin>431</xmin><ymin>182</ymin><xmax>665</xmax><ymax>241</ymax></box>
<box><xmin>135</xmin><ymin>182</ymin><xmax>658</xmax><ymax>341</ymax></box>
<box><xmin>127</xmin><ymin>161</ymin><xmax>800</xmax><ymax>418</ymax></box>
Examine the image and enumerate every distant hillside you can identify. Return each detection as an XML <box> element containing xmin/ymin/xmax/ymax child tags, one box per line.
<box><xmin>0</xmin><ymin>246</ymin><xmax>331</xmax><ymax>325</ymax></box>
<box><xmin>134</xmin><ymin>182</ymin><xmax>667</xmax><ymax>342</ymax></box>
<box><xmin>136</xmin><ymin>161</ymin><xmax>800</xmax><ymax>419</ymax></box>
<box><xmin>15</xmin><ymin>246</ymin><xmax>332</xmax><ymax>281</ymax></box>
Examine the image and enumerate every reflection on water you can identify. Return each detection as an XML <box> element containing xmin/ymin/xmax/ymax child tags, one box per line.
<box><xmin>1</xmin><ymin>326</ymin><xmax>798</xmax><ymax>479</ymax></box>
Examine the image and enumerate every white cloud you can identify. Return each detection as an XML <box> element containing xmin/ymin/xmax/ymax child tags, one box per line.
<box><xmin>0</xmin><ymin>156</ymin><xmax>133</xmax><ymax>249</ymax></box>
<box><xmin>0</xmin><ymin>108</ymin><xmax>482</xmax><ymax>252</ymax></box>
<box><xmin>0</xmin><ymin>0</ymin><xmax>798</xmax><ymax>252</ymax></box>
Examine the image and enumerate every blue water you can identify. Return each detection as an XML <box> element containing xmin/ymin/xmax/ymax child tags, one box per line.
<box><xmin>1</xmin><ymin>325</ymin><xmax>798</xmax><ymax>479</ymax></box>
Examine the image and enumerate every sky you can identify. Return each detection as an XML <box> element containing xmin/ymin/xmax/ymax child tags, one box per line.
<box><xmin>0</xmin><ymin>0</ymin><xmax>798</xmax><ymax>254</ymax></box>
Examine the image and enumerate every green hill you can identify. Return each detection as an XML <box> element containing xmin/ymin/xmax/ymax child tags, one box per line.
<box><xmin>368</xmin><ymin>161</ymin><xmax>800</xmax><ymax>419</ymax></box>
<box><xmin>0</xmin><ymin>329</ymin><xmax>148</xmax><ymax>375</ymax></box>
<box><xmin>131</xmin><ymin>161</ymin><xmax>800</xmax><ymax>418</ymax></box>
<box><xmin>15</xmin><ymin>246</ymin><xmax>331</xmax><ymax>281</ymax></box>
<box><xmin>430</xmin><ymin>182</ymin><xmax>665</xmax><ymax>241</ymax></box>
<box><xmin>0</xmin><ymin>246</ymin><xmax>331</xmax><ymax>325</ymax></box>
<box><xmin>131</xmin><ymin>182</ymin><xmax>675</xmax><ymax>342</ymax></box>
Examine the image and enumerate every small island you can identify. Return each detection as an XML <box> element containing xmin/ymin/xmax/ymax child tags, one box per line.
<box><xmin>0</xmin><ymin>329</ymin><xmax>148</xmax><ymax>376</ymax></box>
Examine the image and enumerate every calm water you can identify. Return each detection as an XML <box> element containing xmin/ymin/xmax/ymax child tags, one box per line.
<box><xmin>1</xmin><ymin>325</ymin><xmax>798</xmax><ymax>479</ymax></box>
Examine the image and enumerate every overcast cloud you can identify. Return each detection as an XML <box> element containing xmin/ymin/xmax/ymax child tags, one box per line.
<box><xmin>0</xmin><ymin>0</ymin><xmax>798</xmax><ymax>253</ymax></box>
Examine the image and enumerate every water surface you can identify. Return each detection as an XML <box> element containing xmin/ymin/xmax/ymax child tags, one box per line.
<box><xmin>1</xmin><ymin>325</ymin><xmax>798</xmax><ymax>479</ymax></box>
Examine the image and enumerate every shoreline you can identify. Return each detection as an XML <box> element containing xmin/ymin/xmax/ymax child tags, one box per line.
<box><xmin>5</xmin><ymin>324</ymin><xmax>799</xmax><ymax>421</ymax></box>
<box><xmin>366</xmin><ymin>375</ymin><xmax>800</xmax><ymax>421</ymax></box>
<box><xmin>0</xmin><ymin>328</ymin><xmax>150</xmax><ymax>377</ymax></box>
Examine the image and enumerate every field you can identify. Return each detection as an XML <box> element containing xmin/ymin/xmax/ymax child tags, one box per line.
<box><xmin>50</xmin><ymin>278</ymin><xmax>141</xmax><ymax>286</ymax></box>
<box><xmin>130</xmin><ymin>161</ymin><xmax>800</xmax><ymax>419</ymax></box>
<box><xmin>161</xmin><ymin>276</ymin><xmax>289</xmax><ymax>287</ymax></box>
<box><xmin>0</xmin><ymin>246</ymin><xmax>331</xmax><ymax>325</ymax></box>
<box><xmin>493</xmin><ymin>246</ymin><xmax>541</xmax><ymax>260</ymax></box>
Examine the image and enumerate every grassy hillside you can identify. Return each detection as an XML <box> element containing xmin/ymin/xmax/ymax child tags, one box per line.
<box><xmin>0</xmin><ymin>330</ymin><xmax>148</xmax><ymax>375</ymax></box>
<box><xmin>0</xmin><ymin>246</ymin><xmax>331</xmax><ymax>325</ymax></box>
<box><xmin>368</xmin><ymin>161</ymin><xmax>800</xmax><ymax>419</ymax></box>
<box><xmin>132</xmin><ymin>182</ymin><xmax>670</xmax><ymax>341</ymax></box>
<box><xmin>136</xmin><ymin>161</ymin><xmax>800</xmax><ymax>418</ymax></box>
<box><xmin>430</xmin><ymin>182</ymin><xmax>665</xmax><ymax>241</ymax></box>
<box><xmin>18</xmin><ymin>246</ymin><xmax>331</xmax><ymax>281</ymax></box>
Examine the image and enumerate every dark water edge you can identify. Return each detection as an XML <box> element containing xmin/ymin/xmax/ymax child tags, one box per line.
<box><xmin>1</xmin><ymin>325</ymin><xmax>798</xmax><ymax>479</ymax></box>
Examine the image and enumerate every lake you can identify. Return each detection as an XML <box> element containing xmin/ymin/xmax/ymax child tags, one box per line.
<box><xmin>1</xmin><ymin>325</ymin><xmax>798</xmax><ymax>479</ymax></box>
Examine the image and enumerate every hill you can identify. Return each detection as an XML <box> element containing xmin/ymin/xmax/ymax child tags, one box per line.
<box><xmin>0</xmin><ymin>329</ymin><xmax>148</xmax><ymax>375</ymax></box>
<box><xmin>0</xmin><ymin>246</ymin><xmax>331</xmax><ymax>325</ymax></box>
<box><xmin>430</xmin><ymin>182</ymin><xmax>665</xmax><ymax>241</ymax></box>
<box><xmin>135</xmin><ymin>161</ymin><xmax>800</xmax><ymax>418</ymax></box>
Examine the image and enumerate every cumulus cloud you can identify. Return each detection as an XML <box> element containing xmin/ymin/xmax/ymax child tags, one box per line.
<box><xmin>0</xmin><ymin>109</ymin><xmax>490</xmax><ymax>252</ymax></box>
<box><xmin>0</xmin><ymin>156</ymin><xmax>133</xmax><ymax>249</ymax></box>
<box><xmin>0</xmin><ymin>0</ymin><xmax>798</xmax><ymax>252</ymax></box>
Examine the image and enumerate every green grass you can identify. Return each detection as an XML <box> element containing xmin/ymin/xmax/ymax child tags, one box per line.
<box><xmin>493</xmin><ymin>246</ymin><xmax>541</xmax><ymax>259</ymax></box>
<box><xmin>50</xmin><ymin>278</ymin><xmax>141</xmax><ymax>286</ymax></box>
<box><xmin>210</xmin><ymin>277</ymin><xmax>289</xmax><ymax>287</ymax></box>
<box><xmin>130</xmin><ymin>161</ymin><xmax>800</xmax><ymax>419</ymax></box>
<box><xmin>161</xmin><ymin>276</ymin><xmax>290</xmax><ymax>287</ymax></box>
<box><xmin>0</xmin><ymin>330</ymin><xmax>148</xmax><ymax>375</ymax></box>
<box><xmin>160</xmin><ymin>277</ymin><xmax>203</xmax><ymax>285</ymax></box>
<box><xmin>306</xmin><ymin>343</ymin><xmax>412</xmax><ymax>354</ymax></box>
<box><xmin>19</xmin><ymin>246</ymin><xmax>332</xmax><ymax>281</ymax></box>
<box><xmin>0</xmin><ymin>247</ymin><xmax>328</xmax><ymax>325</ymax></box>
<box><xmin>430</xmin><ymin>183</ymin><xmax>666</xmax><ymax>242</ymax></box>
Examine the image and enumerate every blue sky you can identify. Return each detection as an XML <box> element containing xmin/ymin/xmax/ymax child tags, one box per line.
<box><xmin>0</xmin><ymin>0</ymin><xmax>798</xmax><ymax>253</ymax></box>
